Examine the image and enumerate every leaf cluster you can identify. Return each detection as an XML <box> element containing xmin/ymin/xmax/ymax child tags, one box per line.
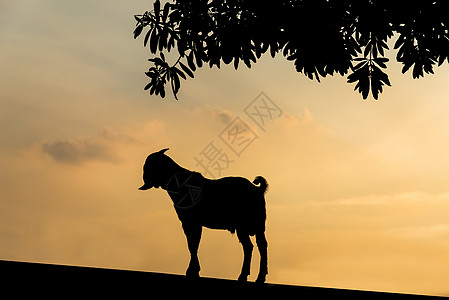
<box><xmin>134</xmin><ymin>0</ymin><xmax>449</xmax><ymax>100</ymax></box>
<box><xmin>134</xmin><ymin>1</ymin><xmax>194</xmax><ymax>99</ymax></box>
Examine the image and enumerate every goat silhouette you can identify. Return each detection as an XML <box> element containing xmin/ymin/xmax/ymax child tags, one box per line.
<box><xmin>139</xmin><ymin>148</ymin><xmax>268</xmax><ymax>283</ymax></box>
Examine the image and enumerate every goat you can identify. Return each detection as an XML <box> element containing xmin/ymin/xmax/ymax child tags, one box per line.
<box><xmin>139</xmin><ymin>148</ymin><xmax>268</xmax><ymax>283</ymax></box>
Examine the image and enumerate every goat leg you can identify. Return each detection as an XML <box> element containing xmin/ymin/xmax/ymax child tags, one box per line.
<box><xmin>182</xmin><ymin>223</ymin><xmax>202</xmax><ymax>278</ymax></box>
<box><xmin>256</xmin><ymin>232</ymin><xmax>268</xmax><ymax>284</ymax></box>
<box><xmin>237</xmin><ymin>230</ymin><xmax>253</xmax><ymax>282</ymax></box>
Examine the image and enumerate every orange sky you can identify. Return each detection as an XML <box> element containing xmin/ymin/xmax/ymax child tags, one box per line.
<box><xmin>1</xmin><ymin>1</ymin><xmax>449</xmax><ymax>296</ymax></box>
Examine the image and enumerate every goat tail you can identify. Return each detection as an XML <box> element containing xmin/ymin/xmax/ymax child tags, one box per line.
<box><xmin>253</xmin><ymin>176</ymin><xmax>268</xmax><ymax>195</ymax></box>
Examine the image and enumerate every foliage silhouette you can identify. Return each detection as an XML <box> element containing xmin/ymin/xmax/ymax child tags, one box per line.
<box><xmin>134</xmin><ymin>0</ymin><xmax>448</xmax><ymax>100</ymax></box>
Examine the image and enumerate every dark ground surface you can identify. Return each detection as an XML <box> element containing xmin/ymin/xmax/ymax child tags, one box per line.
<box><xmin>1</xmin><ymin>260</ymin><xmax>447</xmax><ymax>299</ymax></box>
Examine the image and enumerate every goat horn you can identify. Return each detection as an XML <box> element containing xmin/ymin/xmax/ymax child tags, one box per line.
<box><xmin>158</xmin><ymin>148</ymin><xmax>169</xmax><ymax>154</ymax></box>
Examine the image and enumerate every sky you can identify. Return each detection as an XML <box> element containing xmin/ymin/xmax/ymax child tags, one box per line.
<box><xmin>1</xmin><ymin>0</ymin><xmax>449</xmax><ymax>296</ymax></box>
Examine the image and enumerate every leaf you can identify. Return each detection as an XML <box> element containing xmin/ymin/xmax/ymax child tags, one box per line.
<box><xmin>148</xmin><ymin>57</ymin><xmax>164</xmax><ymax>66</ymax></box>
<box><xmin>247</xmin><ymin>49</ymin><xmax>256</xmax><ymax>63</ymax></box>
<box><xmin>154</xmin><ymin>0</ymin><xmax>161</xmax><ymax>20</ymax></box>
<box><xmin>155</xmin><ymin>82</ymin><xmax>165</xmax><ymax>98</ymax></box>
<box><xmin>438</xmin><ymin>53</ymin><xmax>448</xmax><ymax>66</ymax></box>
<box><xmin>233</xmin><ymin>56</ymin><xmax>239</xmax><ymax>70</ymax></box>
<box><xmin>172</xmin><ymin>66</ymin><xmax>186</xmax><ymax>80</ymax></box>
<box><xmin>158</xmin><ymin>29</ymin><xmax>168</xmax><ymax>51</ymax></box>
<box><xmin>162</xmin><ymin>2</ymin><xmax>170</xmax><ymax>22</ymax></box>
<box><xmin>394</xmin><ymin>34</ymin><xmax>405</xmax><ymax>49</ymax></box>
<box><xmin>144</xmin><ymin>82</ymin><xmax>153</xmax><ymax>90</ymax></box>
<box><xmin>372</xmin><ymin>43</ymin><xmax>378</xmax><ymax>59</ymax></box>
<box><xmin>347</xmin><ymin>72</ymin><xmax>359</xmax><ymax>84</ymax></box>
<box><xmin>167</xmin><ymin>35</ymin><xmax>175</xmax><ymax>52</ymax></box>
<box><xmin>150</xmin><ymin>28</ymin><xmax>159</xmax><ymax>54</ymax></box>
<box><xmin>150</xmin><ymin>83</ymin><xmax>156</xmax><ymax>95</ymax></box>
<box><xmin>374</xmin><ymin>57</ymin><xmax>389</xmax><ymax>68</ymax></box>
<box><xmin>261</xmin><ymin>42</ymin><xmax>269</xmax><ymax>54</ymax></box>
<box><xmin>402</xmin><ymin>62</ymin><xmax>412</xmax><ymax>74</ymax></box>
<box><xmin>222</xmin><ymin>52</ymin><xmax>233</xmax><ymax>64</ymax></box>
<box><xmin>372</xmin><ymin>83</ymin><xmax>380</xmax><ymax>99</ymax></box>
<box><xmin>347</xmin><ymin>64</ymin><xmax>370</xmax><ymax>99</ymax></box>
<box><xmin>360</xmin><ymin>78</ymin><xmax>370</xmax><ymax>99</ymax></box>
<box><xmin>363</xmin><ymin>43</ymin><xmax>371</xmax><ymax>58</ymax></box>
<box><xmin>314</xmin><ymin>69</ymin><xmax>321</xmax><ymax>83</ymax></box>
<box><xmin>173</xmin><ymin>73</ymin><xmax>180</xmax><ymax>92</ymax></box>
<box><xmin>371</xmin><ymin>65</ymin><xmax>391</xmax><ymax>100</ymax></box>
<box><xmin>194</xmin><ymin>50</ymin><xmax>203</xmax><ymax>68</ymax></box>
<box><xmin>208</xmin><ymin>55</ymin><xmax>221</xmax><ymax>69</ymax></box>
<box><xmin>133</xmin><ymin>24</ymin><xmax>143</xmax><ymax>39</ymax></box>
<box><xmin>170</xmin><ymin>72</ymin><xmax>180</xmax><ymax>100</ymax></box>
<box><xmin>353</xmin><ymin>60</ymin><xmax>368</xmax><ymax>71</ymax></box>
<box><xmin>377</xmin><ymin>40</ymin><xmax>388</xmax><ymax>56</ymax></box>
<box><xmin>144</xmin><ymin>28</ymin><xmax>152</xmax><ymax>47</ymax></box>
<box><xmin>187</xmin><ymin>51</ymin><xmax>196</xmax><ymax>71</ymax></box>
<box><xmin>412</xmin><ymin>62</ymin><xmax>424</xmax><ymax>79</ymax></box>
<box><xmin>282</xmin><ymin>42</ymin><xmax>291</xmax><ymax>57</ymax></box>
<box><xmin>254</xmin><ymin>42</ymin><xmax>262</xmax><ymax>59</ymax></box>
<box><xmin>144</xmin><ymin>68</ymin><xmax>156</xmax><ymax>77</ymax></box>
<box><xmin>179</xmin><ymin>62</ymin><xmax>194</xmax><ymax>78</ymax></box>
<box><xmin>376</xmin><ymin>67</ymin><xmax>391</xmax><ymax>86</ymax></box>
<box><xmin>270</xmin><ymin>41</ymin><xmax>278</xmax><ymax>58</ymax></box>
<box><xmin>243</xmin><ymin>57</ymin><xmax>251</xmax><ymax>68</ymax></box>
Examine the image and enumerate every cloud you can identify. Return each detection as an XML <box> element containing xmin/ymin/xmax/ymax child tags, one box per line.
<box><xmin>276</xmin><ymin>107</ymin><xmax>315</xmax><ymax>129</ymax></box>
<box><xmin>41</xmin><ymin>138</ymin><xmax>117</xmax><ymax>164</ymax></box>
<box><xmin>40</xmin><ymin>128</ymin><xmax>124</xmax><ymax>164</ymax></box>
<box><xmin>268</xmin><ymin>189</ymin><xmax>449</xmax><ymax>295</ymax></box>
<box><xmin>189</xmin><ymin>105</ymin><xmax>234</xmax><ymax>125</ymax></box>
<box><xmin>214</xmin><ymin>110</ymin><xmax>233</xmax><ymax>124</ymax></box>
<box><xmin>395</xmin><ymin>223</ymin><xmax>449</xmax><ymax>239</ymax></box>
<box><xmin>328</xmin><ymin>191</ymin><xmax>449</xmax><ymax>207</ymax></box>
<box><xmin>39</xmin><ymin>120</ymin><xmax>168</xmax><ymax>164</ymax></box>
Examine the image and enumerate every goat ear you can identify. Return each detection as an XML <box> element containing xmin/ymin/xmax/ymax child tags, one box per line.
<box><xmin>158</xmin><ymin>148</ymin><xmax>169</xmax><ymax>154</ymax></box>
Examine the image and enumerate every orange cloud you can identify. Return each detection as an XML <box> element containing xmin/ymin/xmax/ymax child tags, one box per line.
<box><xmin>41</xmin><ymin>138</ymin><xmax>118</xmax><ymax>164</ymax></box>
<box><xmin>35</xmin><ymin>120</ymin><xmax>169</xmax><ymax>165</ymax></box>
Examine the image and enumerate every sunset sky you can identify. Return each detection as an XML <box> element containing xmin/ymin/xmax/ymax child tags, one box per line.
<box><xmin>2</xmin><ymin>1</ymin><xmax>449</xmax><ymax>296</ymax></box>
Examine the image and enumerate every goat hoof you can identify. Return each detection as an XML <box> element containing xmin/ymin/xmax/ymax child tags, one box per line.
<box><xmin>256</xmin><ymin>274</ymin><xmax>266</xmax><ymax>284</ymax></box>
<box><xmin>186</xmin><ymin>269</ymin><xmax>200</xmax><ymax>279</ymax></box>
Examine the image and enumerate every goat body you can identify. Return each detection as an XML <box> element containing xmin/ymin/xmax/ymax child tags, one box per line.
<box><xmin>175</xmin><ymin>176</ymin><xmax>267</xmax><ymax>235</ymax></box>
<box><xmin>139</xmin><ymin>148</ymin><xmax>268</xmax><ymax>283</ymax></box>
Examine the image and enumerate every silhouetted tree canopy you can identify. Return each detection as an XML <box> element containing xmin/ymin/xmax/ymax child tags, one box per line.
<box><xmin>133</xmin><ymin>0</ymin><xmax>448</xmax><ymax>100</ymax></box>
